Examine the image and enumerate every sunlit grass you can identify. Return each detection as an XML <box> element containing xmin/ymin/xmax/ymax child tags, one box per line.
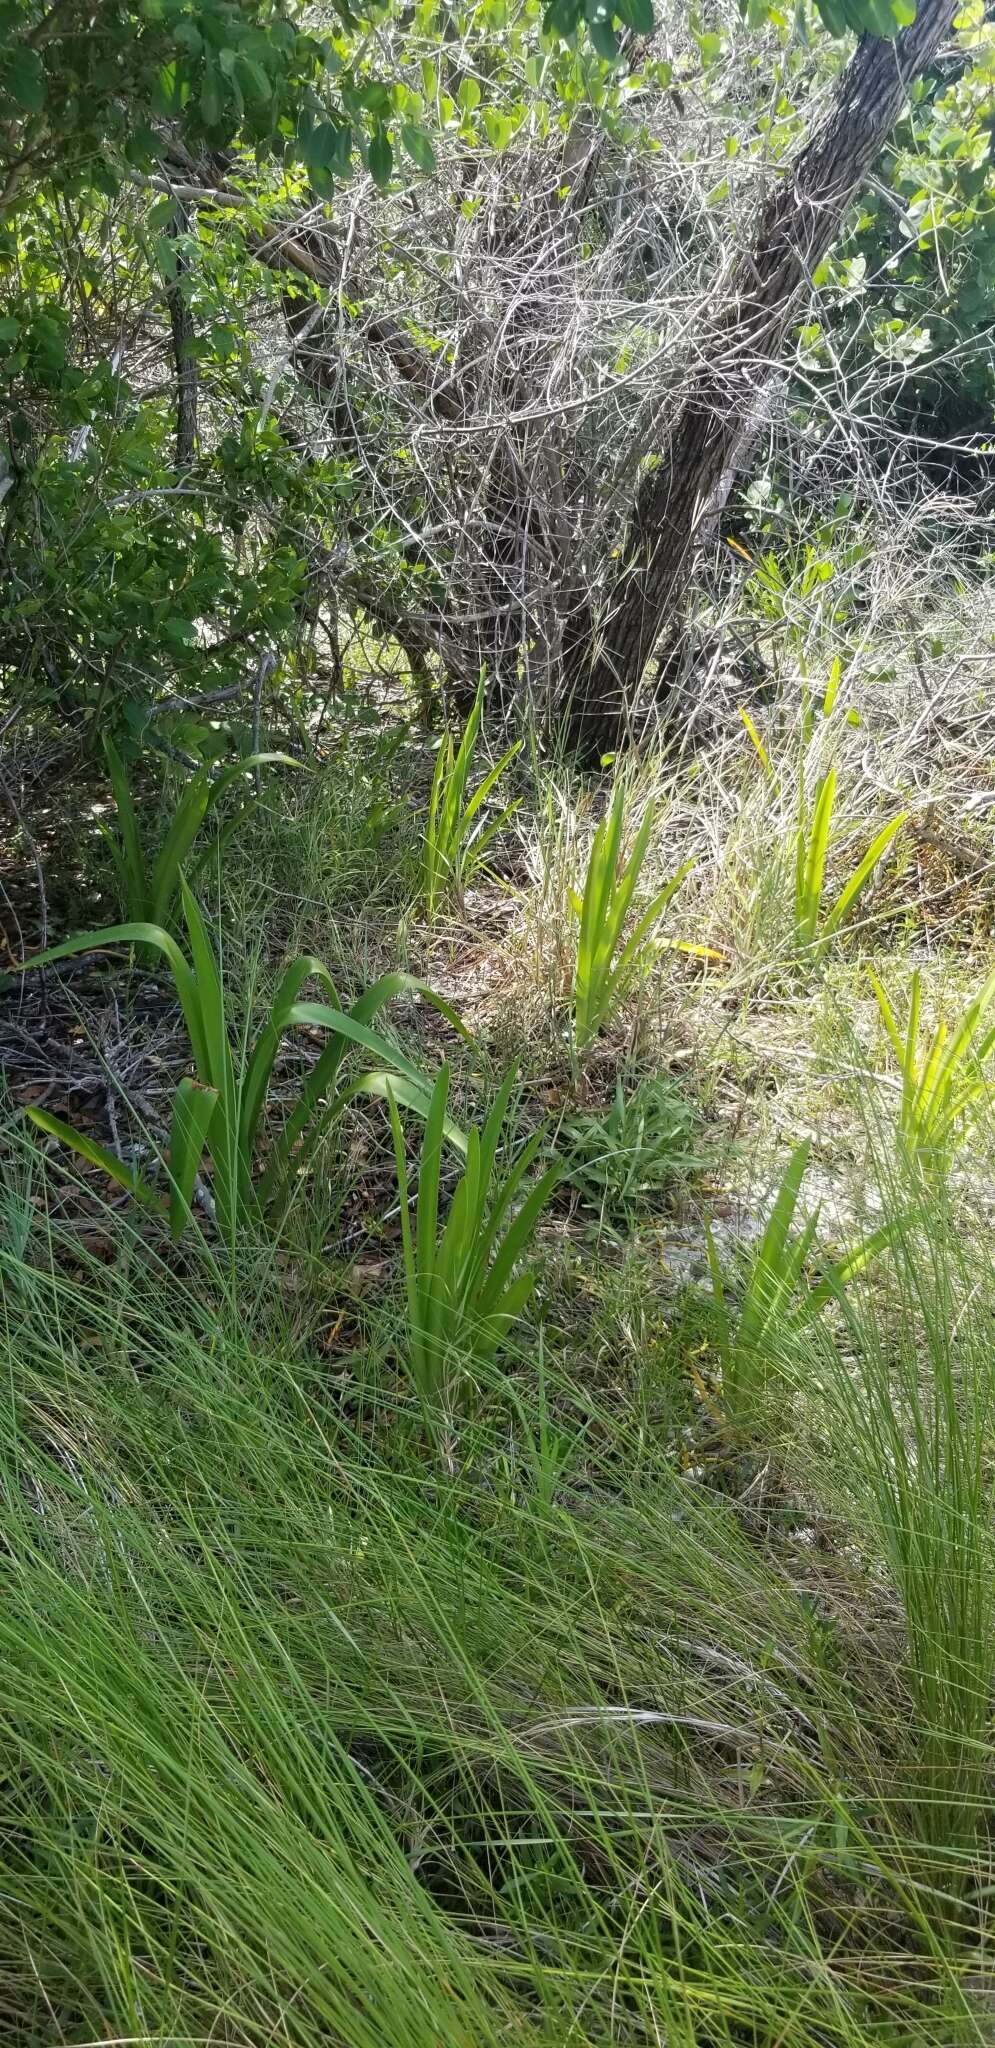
<box><xmin>6</xmin><ymin>683</ymin><xmax>995</xmax><ymax>2047</ymax></box>
<box><xmin>0</xmin><ymin>1140</ymin><xmax>990</xmax><ymax>2045</ymax></box>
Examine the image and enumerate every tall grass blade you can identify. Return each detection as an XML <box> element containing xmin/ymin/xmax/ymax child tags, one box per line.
<box><xmin>423</xmin><ymin>678</ymin><xmax>520</xmax><ymax>917</ymax></box>
<box><xmin>798</xmin><ymin>769</ymin><xmax>835</xmax><ymax>948</ymax></box>
<box><xmin>102</xmin><ymin>736</ymin><xmax>149</xmax><ymax>918</ymax></box>
<box><xmin>571</xmin><ymin>783</ymin><xmax>687</xmax><ymax>1051</ymax></box>
<box><xmin>166</xmin><ymin>1076</ymin><xmax>219</xmax><ymax>1239</ymax></box>
<box><xmin>823</xmin><ymin>809</ymin><xmax>907</xmax><ymax>936</ymax></box>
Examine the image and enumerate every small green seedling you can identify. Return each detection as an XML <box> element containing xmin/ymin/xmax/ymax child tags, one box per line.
<box><xmin>560</xmin><ymin>1073</ymin><xmax>703</xmax><ymax>1236</ymax></box>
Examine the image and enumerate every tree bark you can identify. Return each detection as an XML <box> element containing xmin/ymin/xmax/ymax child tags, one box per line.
<box><xmin>563</xmin><ymin>0</ymin><xmax>958</xmax><ymax>765</ymax></box>
<box><xmin>165</xmin><ymin>200</ymin><xmax>198</xmax><ymax>470</ymax></box>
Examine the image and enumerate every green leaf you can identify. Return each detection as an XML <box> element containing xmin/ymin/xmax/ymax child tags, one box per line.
<box><xmin>368</xmin><ymin>125</ymin><xmax>393</xmax><ymax>187</ymax></box>
<box><xmin>416</xmin><ymin>1064</ymin><xmax>449</xmax><ymax>1304</ymax></box>
<box><xmin>166</xmin><ymin>1077</ymin><xmax>219</xmax><ymax>1239</ymax></box>
<box><xmin>103</xmin><ymin>734</ymin><xmax>149</xmax><ymax>921</ymax></box>
<box><xmin>617</xmin><ymin>0</ymin><xmax>655</xmax><ymax>28</ymax></box>
<box><xmin>200</xmin><ymin>63</ymin><xmax>223</xmax><ymax>128</ymax></box>
<box><xmin>5</xmin><ymin>47</ymin><xmax>46</xmax><ymax>113</ymax></box>
<box><xmin>25</xmin><ymin>1108</ymin><xmax>158</xmax><ymax>1209</ymax></box>
<box><xmin>588</xmin><ymin>15</ymin><xmax>620</xmax><ymax>59</ymax></box>
<box><xmin>823</xmin><ymin>811</ymin><xmax>906</xmax><ymax>936</ymax></box>
<box><xmin>544</xmin><ymin>0</ymin><xmax>583</xmax><ymax>30</ymax></box>
<box><xmin>483</xmin><ymin>109</ymin><xmax>513</xmax><ymax>150</ymax></box>
<box><xmin>402</xmin><ymin>123</ymin><xmax>436</xmax><ymax>172</ymax></box>
<box><xmin>91</xmin><ymin>159</ymin><xmax>121</xmax><ymax>199</ymax></box>
<box><xmin>162</xmin><ymin>615</ymin><xmax>197</xmax><ymax>646</ymax></box>
<box><xmin>211</xmin><ymin>322</ymin><xmax>238</xmax><ymax>361</ymax></box>
<box><xmin>239</xmin><ymin>953</ymin><xmax>339</xmax><ymax>1167</ymax></box>
<box><xmin>236</xmin><ymin>54</ymin><xmax>271</xmax><ymax>103</ymax></box>
<box><xmin>305</xmin><ymin>119</ymin><xmax>343</xmax><ymax>171</ymax></box>
<box><xmin>357</xmin><ymin>81</ymin><xmax>392</xmax><ymax>118</ymax></box>
<box><xmin>18</xmin><ymin>923</ymin><xmax>195</xmax><ymax>1018</ymax></box>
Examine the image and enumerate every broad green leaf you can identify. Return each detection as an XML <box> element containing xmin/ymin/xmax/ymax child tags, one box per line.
<box><xmin>618</xmin><ymin>0</ymin><xmax>654</xmax><ymax>29</ymax></box>
<box><xmin>368</xmin><ymin>126</ymin><xmax>393</xmax><ymax>187</ymax></box>
<box><xmin>402</xmin><ymin>123</ymin><xmax>436</xmax><ymax>172</ymax></box>
<box><xmin>25</xmin><ymin>1108</ymin><xmax>157</xmax><ymax>1208</ymax></box>
<box><xmin>5</xmin><ymin>47</ymin><xmax>46</xmax><ymax>113</ymax></box>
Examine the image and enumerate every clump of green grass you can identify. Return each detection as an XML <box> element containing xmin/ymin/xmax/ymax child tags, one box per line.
<box><xmin>0</xmin><ymin>1138</ymin><xmax>987</xmax><ymax>2046</ymax></box>
<box><xmin>735</xmin><ymin>679</ymin><xmax>905</xmax><ymax>973</ymax></box>
<box><xmin>100</xmin><ymin>733</ymin><xmax>299</xmax><ymax>929</ymax></box>
<box><xmin>792</xmin><ymin>766</ymin><xmax>905</xmax><ymax>962</ymax></box>
<box><xmin>798</xmin><ymin>1169</ymin><xmax>995</xmax><ymax>1864</ymax></box>
<box><xmin>423</xmin><ymin>675</ymin><xmax>521</xmax><ymax>918</ymax></box>
<box><xmin>569</xmin><ymin>779</ymin><xmax>691</xmax><ymax>1052</ymax></box>
<box><xmin>223</xmin><ymin>717</ymin><xmax>417</xmax><ymax>956</ymax></box>
<box><xmin>704</xmin><ymin>1139</ymin><xmax>897</xmax><ymax>1427</ymax></box>
<box><xmin>21</xmin><ymin>879</ymin><xmax>461</xmax><ymax>1243</ymax></box>
<box><xmin>869</xmin><ymin>960</ymin><xmax>995</xmax><ymax>1177</ymax></box>
<box><xmin>388</xmin><ymin>1061</ymin><xmax>559</xmax><ymax>1430</ymax></box>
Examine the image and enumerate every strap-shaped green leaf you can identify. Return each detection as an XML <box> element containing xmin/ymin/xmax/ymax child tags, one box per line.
<box><xmin>803</xmin><ymin>1219</ymin><xmax>901</xmax><ymax>1317</ymax></box>
<box><xmin>178</xmin><ymin>881</ymin><xmax>241</xmax><ymax>1228</ymax></box>
<box><xmin>166</xmin><ymin>1077</ymin><xmax>219</xmax><ymax>1239</ymax></box>
<box><xmin>823</xmin><ymin>810</ymin><xmax>905</xmax><ymax>936</ymax></box>
<box><xmin>798</xmin><ymin>769</ymin><xmax>835</xmax><ymax>946</ymax></box>
<box><xmin>739</xmin><ymin>1140</ymin><xmax>811</xmax><ymax>1354</ymax></box>
<box><xmin>151</xmin><ymin>772</ymin><xmax>212</xmax><ymax>926</ymax></box>
<box><xmin>460</xmin><ymin>737</ymin><xmax>521</xmax><ymax>832</ymax></box>
<box><xmin>477</xmin><ymin>1162</ymin><xmax>561</xmax><ymax>1314</ymax></box>
<box><xmin>25</xmin><ymin>1107</ymin><xmax>159</xmax><ymax>1210</ymax></box>
<box><xmin>18</xmin><ymin>921</ymin><xmax>201</xmax><ymax>1059</ymax></box>
<box><xmin>416</xmin><ymin>1062</ymin><xmax>449</xmax><ymax>1302</ymax></box>
<box><xmin>103</xmin><ymin>736</ymin><xmax>150</xmax><ymax>919</ymax></box>
<box><xmin>241</xmin><ymin>953</ymin><xmax>340</xmax><ymax>1160</ymax></box>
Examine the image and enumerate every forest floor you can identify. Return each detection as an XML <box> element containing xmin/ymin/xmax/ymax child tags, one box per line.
<box><xmin>3</xmin><ymin>643</ymin><xmax>995</xmax><ymax>2045</ymax></box>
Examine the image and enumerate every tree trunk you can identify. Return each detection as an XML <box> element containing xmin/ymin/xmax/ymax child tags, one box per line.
<box><xmin>166</xmin><ymin>200</ymin><xmax>198</xmax><ymax>470</ymax></box>
<box><xmin>563</xmin><ymin>0</ymin><xmax>958</xmax><ymax>765</ymax></box>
